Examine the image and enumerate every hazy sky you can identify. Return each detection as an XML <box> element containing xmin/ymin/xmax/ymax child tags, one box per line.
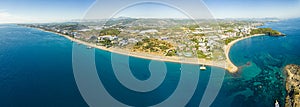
<box><xmin>0</xmin><ymin>0</ymin><xmax>300</xmax><ymax>23</ymax></box>
<box><xmin>205</xmin><ymin>0</ymin><xmax>300</xmax><ymax>18</ymax></box>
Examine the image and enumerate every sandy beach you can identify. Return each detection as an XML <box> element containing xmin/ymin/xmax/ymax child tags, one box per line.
<box><xmin>224</xmin><ymin>34</ymin><xmax>265</xmax><ymax>73</ymax></box>
<box><xmin>36</xmin><ymin>28</ymin><xmax>264</xmax><ymax>73</ymax></box>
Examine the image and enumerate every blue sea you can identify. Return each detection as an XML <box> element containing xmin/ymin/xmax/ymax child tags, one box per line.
<box><xmin>0</xmin><ymin>18</ymin><xmax>299</xmax><ymax>107</ymax></box>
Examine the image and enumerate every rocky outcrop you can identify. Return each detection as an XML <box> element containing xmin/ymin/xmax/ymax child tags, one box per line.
<box><xmin>285</xmin><ymin>64</ymin><xmax>300</xmax><ymax>107</ymax></box>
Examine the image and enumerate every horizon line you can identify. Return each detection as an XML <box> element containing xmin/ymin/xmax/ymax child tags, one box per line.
<box><xmin>1</xmin><ymin>17</ymin><xmax>300</xmax><ymax>24</ymax></box>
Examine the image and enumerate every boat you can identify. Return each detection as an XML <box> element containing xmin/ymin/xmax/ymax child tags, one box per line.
<box><xmin>200</xmin><ymin>64</ymin><xmax>206</xmax><ymax>70</ymax></box>
<box><xmin>275</xmin><ymin>100</ymin><xmax>279</xmax><ymax>107</ymax></box>
<box><xmin>87</xmin><ymin>46</ymin><xmax>92</xmax><ymax>49</ymax></box>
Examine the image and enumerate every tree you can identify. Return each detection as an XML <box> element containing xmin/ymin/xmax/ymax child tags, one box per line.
<box><xmin>197</xmin><ymin>50</ymin><xmax>207</xmax><ymax>58</ymax></box>
<box><xmin>250</xmin><ymin>28</ymin><xmax>282</xmax><ymax>36</ymax></box>
<box><xmin>166</xmin><ymin>50</ymin><xmax>177</xmax><ymax>56</ymax></box>
<box><xmin>191</xmin><ymin>38</ymin><xmax>199</xmax><ymax>43</ymax></box>
<box><xmin>188</xmin><ymin>24</ymin><xmax>200</xmax><ymax>31</ymax></box>
<box><xmin>99</xmin><ymin>29</ymin><xmax>120</xmax><ymax>36</ymax></box>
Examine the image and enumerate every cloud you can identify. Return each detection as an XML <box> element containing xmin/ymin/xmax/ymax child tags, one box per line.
<box><xmin>0</xmin><ymin>11</ymin><xmax>24</xmax><ymax>23</ymax></box>
<box><xmin>0</xmin><ymin>12</ymin><xmax>11</xmax><ymax>17</ymax></box>
<box><xmin>0</xmin><ymin>10</ymin><xmax>67</xmax><ymax>24</ymax></box>
<box><xmin>0</xmin><ymin>11</ymin><xmax>16</xmax><ymax>23</ymax></box>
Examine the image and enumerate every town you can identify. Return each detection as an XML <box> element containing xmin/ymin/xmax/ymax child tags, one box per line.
<box><xmin>22</xmin><ymin>18</ymin><xmax>279</xmax><ymax>61</ymax></box>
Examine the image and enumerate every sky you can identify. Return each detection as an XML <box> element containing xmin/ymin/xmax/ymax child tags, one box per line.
<box><xmin>0</xmin><ymin>0</ymin><xmax>300</xmax><ymax>23</ymax></box>
<box><xmin>205</xmin><ymin>0</ymin><xmax>300</xmax><ymax>18</ymax></box>
<box><xmin>0</xmin><ymin>0</ymin><xmax>94</xmax><ymax>23</ymax></box>
<box><xmin>113</xmin><ymin>3</ymin><xmax>190</xmax><ymax>19</ymax></box>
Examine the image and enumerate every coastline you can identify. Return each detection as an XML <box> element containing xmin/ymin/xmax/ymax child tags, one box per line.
<box><xmin>224</xmin><ymin>34</ymin><xmax>265</xmax><ymax>73</ymax></box>
<box><xmin>33</xmin><ymin>27</ymin><xmax>264</xmax><ymax>73</ymax></box>
<box><xmin>284</xmin><ymin>64</ymin><xmax>300</xmax><ymax>107</ymax></box>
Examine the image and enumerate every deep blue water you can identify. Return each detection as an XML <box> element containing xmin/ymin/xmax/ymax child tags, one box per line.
<box><xmin>0</xmin><ymin>25</ymin><xmax>87</xmax><ymax>106</ymax></box>
<box><xmin>0</xmin><ymin>18</ymin><xmax>299</xmax><ymax>106</ymax></box>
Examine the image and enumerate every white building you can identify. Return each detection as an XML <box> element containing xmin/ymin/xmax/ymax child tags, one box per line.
<box><xmin>128</xmin><ymin>38</ymin><xmax>138</xmax><ymax>43</ymax></box>
<box><xmin>98</xmin><ymin>35</ymin><xmax>118</xmax><ymax>41</ymax></box>
<box><xmin>139</xmin><ymin>29</ymin><xmax>158</xmax><ymax>34</ymax></box>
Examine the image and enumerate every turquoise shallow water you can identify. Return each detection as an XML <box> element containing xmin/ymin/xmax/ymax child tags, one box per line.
<box><xmin>218</xmin><ymin>18</ymin><xmax>300</xmax><ymax>107</ymax></box>
<box><xmin>0</xmin><ymin>18</ymin><xmax>299</xmax><ymax>106</ymax></box>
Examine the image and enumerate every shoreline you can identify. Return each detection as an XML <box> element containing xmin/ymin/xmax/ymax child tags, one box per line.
<box><xmin>33</xmin><ymin>27</ymin><xmax>264</xmax><ymax>73</ymax></box>
<box><xmin>224</xmin><ymin>34</ymin><xmax>265</xmax><ymax>73</ymax></box>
